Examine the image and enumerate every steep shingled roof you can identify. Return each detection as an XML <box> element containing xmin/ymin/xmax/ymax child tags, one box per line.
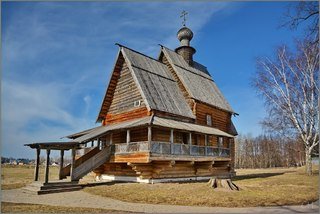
<box><xmin>160</xmin><ymin>46</ymin><xmax>235</xmax><ymax>113</ymax></box>
<box><xmin>121</xmin><ymin>46</ymin><xmax>195</xmax><ymax>119</ymax></box>
<box><xmin>96</xmin><ymin>45</ymin><xmax>195</xmax><ymax>122</ymax></box>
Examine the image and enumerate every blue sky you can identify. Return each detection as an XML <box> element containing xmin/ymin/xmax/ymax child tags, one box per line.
<box><xmin>2</xmin><ymin>2</ymin><xmax>307</xmax><ymax>158</ymax></box>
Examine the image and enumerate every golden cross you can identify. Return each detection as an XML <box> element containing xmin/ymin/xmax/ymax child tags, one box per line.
<box><xmin>180</xmin><ymin>10</ymin><xmax>188</xmax><ymax>26</ymax></box>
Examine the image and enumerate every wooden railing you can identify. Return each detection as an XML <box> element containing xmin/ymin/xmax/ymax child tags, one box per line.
<box><xmin>60</xmin><ymin>147</ymin><xmax>101</xmax><ymax>179</ymax></box>
<box><xmin>115</xmin><ymin>141</ymin><xmax>230</xmax><ymax>157</ymax></box>
<box><xmin>71</xmin><ymin>146</ymin><xmax>112</xmax><ymax>181</ymax></box>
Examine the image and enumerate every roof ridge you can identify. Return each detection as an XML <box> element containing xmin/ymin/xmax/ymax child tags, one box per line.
<box><xmin>116</xmin><ymin>43</ymin><xmax>165</xmax><ymax>65</ymax></box>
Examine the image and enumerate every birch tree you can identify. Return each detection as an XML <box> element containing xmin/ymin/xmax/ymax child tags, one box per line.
<box><xmin>253</xmin><ymin>41</ymin><xmax>319</xmax><ymax>175</ymax></box>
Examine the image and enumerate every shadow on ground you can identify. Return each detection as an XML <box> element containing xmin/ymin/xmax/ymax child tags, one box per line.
<box><xmin>233</xmin><ymin>171</ymin><xmax>295</xmax><ymax>181</ymax></box>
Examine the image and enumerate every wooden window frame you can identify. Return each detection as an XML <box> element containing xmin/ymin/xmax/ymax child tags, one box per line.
<box><xmin>206</xmin><ymin>114</ymin><xmax>212</xmax><ymax>126</ymax></box>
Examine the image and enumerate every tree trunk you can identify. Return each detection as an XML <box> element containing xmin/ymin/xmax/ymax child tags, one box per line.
<box><xmin>208</xmin><ymin>178</ymin><xmax>240</xmax><ymax>191</ymax></box>
<box><xmin>305</xmin><ymin>149</ymin><xmax>313</xmax><ymax>175</ymax></box>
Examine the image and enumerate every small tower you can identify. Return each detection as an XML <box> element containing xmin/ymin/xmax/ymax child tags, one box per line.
<box><xmin>175</xmin><ymin>11</ymin><xmax>196</xmax><ymax>66</ymax></box>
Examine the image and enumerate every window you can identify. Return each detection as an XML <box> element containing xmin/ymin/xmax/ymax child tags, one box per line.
<box><xmin>206</xmin><ymin>114</ymin><xmax>212</xmax><ymax>126</ymax></box>
<box><xmin>133</xmin><ymin>100</ymin><xmax>141</xmax><ymax>107</ymax></box>
<box><xmin>218</xmin><ymin>137</ymin><xmax>223</xmax><ymax>148</ymax></box>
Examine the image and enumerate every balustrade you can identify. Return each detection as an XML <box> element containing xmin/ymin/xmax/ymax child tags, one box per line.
<box><xmin>114</xmin><ymin>141</ymin><xmax>230</xmax><ymax>157</ymax></box>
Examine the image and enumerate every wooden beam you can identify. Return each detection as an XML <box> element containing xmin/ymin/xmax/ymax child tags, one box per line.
<box><xmin>44</xmin><ymin>149</ymin><xmax>51</xmax><ymax>184</ymax></box>
<box><xmin>70</xmin><ymin>149</ymin><xmax>76</xmax><ymax>181</ymax></box>
<box><xmin>170</xmin><ymin>129</ymin><xmax>174</xmax><ymax>154</ymax></box>
<box><xmin>189</xmin><ymin>132</ymin><xmax>192</xmax><ymax>155</ymax></box>
<box><xmin>148</xmin><ymin>126</ymin><xmax>152</xmax><ymax>142</ymax></box>
<box><xmin>126</xmin><ymin>130</ymin><xmax>130</xmax><ymax>145</ymax></box>
<box><xmin>110</xmin><ymin>133</ymin><xmax>113</xmax><ymax>145</ymax></box>
<box><xmin>205</xmin><ymin>135</ymin><xmax>208</xmax><ymax>156</ymax></box>
<box><xmin>97</xmin><ymin>138</ymin><xmax>101</xmax><ymax>149</ymax></box>
<box><xmin>91</xmin><ymin>141</ymin><xmax>94</xmax><ymax>147</ymax></box>
<box><xmin>34</xmin><ymin>148</ymin><xmax>40</xmax><ymax>181</ymax></box>
<box><xmin>59</xmin><ymin>150</ymin><xmax>64</xmax><ymax>180</ymax></box>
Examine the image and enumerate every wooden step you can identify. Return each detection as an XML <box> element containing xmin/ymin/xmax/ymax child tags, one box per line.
<box><xmin>42</xmin><ymin>181</ymin><xmax>78</xmax><ymax>186</ymax></box>
<box><xmin>38</xmin><ymin>186</ymin><xmax>83</xmax><ymax>195</ymax></box>
<box><xmin>40</xmin><ymin>183</ymin><xmax>81</xmax><ymax>190</ymax></box>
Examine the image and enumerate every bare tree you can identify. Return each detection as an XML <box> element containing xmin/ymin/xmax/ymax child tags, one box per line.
<box><xmin>253</xmin><ymin>41</ymin><xmax>319</xmax><ymax>175</ymax></box>
<box><xmin>282</xmin><ymin>1</ymin><xmax>319</xmax><ymax>43</ymax></box>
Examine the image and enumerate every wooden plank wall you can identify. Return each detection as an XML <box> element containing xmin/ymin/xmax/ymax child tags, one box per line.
<box><xmin>130</xmin><ymin>127</ymin><xmax>148</xmax><ymax>142</ymax></box>
<box><xmin>152</xmin><ymin>127</ymin><xmax>170</xmax><ymax>142</ymax></box>
<box><xmin>108</xmin><ymin>61</ymin><xmax>145</xmax><ymax>115</ymax></box>
<box><xmin>195</xmin><ymin>102</ymin><xmax>231</xmax><ymax>133</ymax></box>
<box><xmin>112</xmin><ymin>131</ymin><xmax>126</xmax><ymax>144</ymax></box>
<box><xmin>103</xmin><ymin>59</ymin><xmax>149</xmax><ymax>125</ymax></box>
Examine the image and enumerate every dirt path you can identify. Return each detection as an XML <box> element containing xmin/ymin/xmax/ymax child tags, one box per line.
<box><xmin>2</xmin><ymin>188</ymin><xmax>318</xmax><ymax>213</ymax></box>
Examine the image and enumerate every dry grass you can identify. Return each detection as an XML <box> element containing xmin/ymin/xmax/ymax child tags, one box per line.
<box><xmin>1</xmin><ymin>202</ymin><xmax>133</xmax><ymax>213</ymax></box>
<box><xmin>1</xmin><ymin>165</ymin><xmax>59</xmax><ymax>190</ymax></box>
<box><xmin>83</xmin><ymin>167</ymin><xmax>319</xmax><ymax>207</ymax></box>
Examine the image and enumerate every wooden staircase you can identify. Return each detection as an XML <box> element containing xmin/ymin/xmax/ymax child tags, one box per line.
<box><xmin>24</xmin><ymin>146</ymin><xmax>112</xmax><ymax>194</ymax></box>
<box><xmin>72</xmin><ymin>146</ymin><xmax>111</xmax><ymax>181</ymax></box>
<box><xmin>23</xmin><ymin>180</ymin><xmax>83</xmax><ymax>195</ymax></box>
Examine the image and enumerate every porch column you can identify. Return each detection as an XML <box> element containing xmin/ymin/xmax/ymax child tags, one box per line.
<box><xmin>44</xmin><ymin>149</ymin><xmax>51</xmax><ymax>184</ymax></box>
<box><xmin>97</xmin><ymin>138</ymin><xmax>101</xmax><ymax>149</ymax></box>
<box><xmin>148</xmin><ymin>126</ymin><xmax>152</xmax><ymax>142</ymax></box>
<box><xmin>110</xmin><ymin>133</ymin><xmax>113</xmax><ymax>144</ymax></box>
<box><xmin>70</xmin><ymin>148</ymin><xmax>76</xmax><ymax>181</ymax></box>
<box><xmin>34</xmin><ymin>148</ymin><xmax>40</xmax><ymax>181</ymax></box>
<box><xmin>170</xmin><ymin>129</ymin><xmax>174</xmax><ymax>154</ymax></box>
<box><xmin>126</xmin><ymin>130</ymin><xmax>130</xmax><ymax>145</ymax></box>
<box><xmin>189</xmin><ymin>132</ymin><xmax>192</xmax><ymax>155</ymax></box>
<box><xmin>148</xmin><ymin>126</ymin><xmax>152</xmax><ymax>150</ymax></box>
<box><xmin>59</xmin><ymin>150</ymin><xmax>64</xmax><ymax>180</ymax></box>
<box><xmin>204</xmin><ymin>135</ymin><xmax>208</xmax><ymax>156</ymax></box>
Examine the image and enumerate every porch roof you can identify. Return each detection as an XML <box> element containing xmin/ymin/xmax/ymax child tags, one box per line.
<box><xmin>26</xmin><ymin>116</ymin><xmax>234</xmax><ymax>150</ymax></box>
<box><xmin>24</xmin><ymin>141</ymin><xmax>80</xmax><ymax>150</ymax></box>
<box><xmin>69</xmin><ymin>116</ymin><xmax>234</xmax><ymax>144</ymax></box>
<box><xmin>152</xmin><ymin>117</ymin><xmax>234</xmax><ymax>138</ymax></box>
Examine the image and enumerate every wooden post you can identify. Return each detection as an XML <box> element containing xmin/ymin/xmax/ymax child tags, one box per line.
<box><xmin>91</xmin><ymin>140</ymin><xmax>94</xmax><ymax>147</ymax></box>
<box><xmin>148</xmin><ymin>126</ymin><xmax>152</xmax><ymax>150</ymax></box>
<box><xmin>218</xmin><ymin>137</ymin><xmax>222</xmax><ymax>156</ymax></box>
<box><xmin>110</xmin><ymin>133</ymin><xmax>113</xmax><ymax>145</ymax></box>
<box><xmin>189</xmin><ymin>132</ymin><xmax>192</xmax><ymax>155</ymax></box>
<box><xmin>126</xmin><ymin>130</ymin><xmax>130</xmax><ymax>145</ymax></box>
<box><xmin>59</xmin><ymin>150</ymin><xmax>64</xmax><ymax>180</ymax></box>
<box><xmin>205</xmin><ymin>135</ymin><xmax>208</xmax><ymax>156</ymax></box>
<box><xmin>34</xmin><ymin>148</ymin><xmax>40</xmax><ymax>181</ymax></box>
<box><xmin>170</xmin><ymin>129</ymin><xmax>174</xmax><ymax>154</ymax></box>
<box><xmin>97</xmin><ymin>138</ymin><xmax>101</xmax><ymax>149</ymax></box>
<box><xmin>70</xmin><ymin>148</ymin><xmax>76</xmax><ymax>181</ymax></box>
<box><xmin>44</xmin><ymin>149</ymin><xmax>51</xmax><ymax>184</ymax></box>
<box><xmin>148</xmin><ymin>126</ymin><xmax>152</xmax><ymax>142</ymax></box>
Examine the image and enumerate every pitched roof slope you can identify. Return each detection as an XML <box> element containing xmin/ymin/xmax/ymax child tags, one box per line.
<box><xmin>160</xmin><ymin>46</ymin><xmax>234</xmax><ymax>113</ymax></box>
<box><xmin>119</xmin><ymin>46</ymin><xmax>195</xmax><ymax>119</ymax></box>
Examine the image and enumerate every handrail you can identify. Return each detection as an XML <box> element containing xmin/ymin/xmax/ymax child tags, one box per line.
<box><xmin>60</xmin><ymin>147</ymin><xmax>100</xmax><ymax>179</ymax></box>
<box><xmin>71</xmin><ymin>146</ymin><xmax>111</xmax><ymax>181</ymax></box>
<box><xmin>114</xmin><ymin>142</ymin><xmax>230</xmax><ymax>157</ymax></box>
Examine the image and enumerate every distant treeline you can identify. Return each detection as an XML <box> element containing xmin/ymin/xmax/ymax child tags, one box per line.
<box><xmin>235</xmin><ymin>135</ymin><xmax>306</xmax><ymax>169</ymax></box>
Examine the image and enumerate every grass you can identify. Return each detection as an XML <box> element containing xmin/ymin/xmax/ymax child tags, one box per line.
<box><xmin>83</xmin><ymin>167</ymin><xmax>319</xmax><ymax>207</ymax></box>
<box><xmin>1</xmin><ymin>165</ymin><xmax>59</xmax><ymax>190</ymax></box>
<box><xmin>1</xmin><ymin>202</ymin><xmax>133</xmax><ymax>213</ymax></box>
<box><xmin>1</xmin><ymin>165</ymin><xmax>319</xmax><ymax>208</ymax></box>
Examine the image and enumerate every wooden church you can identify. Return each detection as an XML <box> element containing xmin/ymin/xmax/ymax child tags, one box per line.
<box><xmin>26</xmin><ymin>24</ymin><xmax>238</xmax><ymax>185</ymax></box>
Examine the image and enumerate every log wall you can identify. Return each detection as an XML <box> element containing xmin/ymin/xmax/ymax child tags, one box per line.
<box><xmin>195</xmin><ymin>102</ymin><xmax>231</xmax><ymax>133</ymax></box>
<box><xmin>95</xmin><ymin>160</ymin><xmax>231</xmax><ymax>179</ymax></box>
<box><xmin>152</xmin><ymin>127</ymin><xmax>170</xmax><ymax>142</ymax></box>
<box><xmin>105</xmin><ymin>107</ymin><xmax>149</xmax><ymax>125</ymax></box>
